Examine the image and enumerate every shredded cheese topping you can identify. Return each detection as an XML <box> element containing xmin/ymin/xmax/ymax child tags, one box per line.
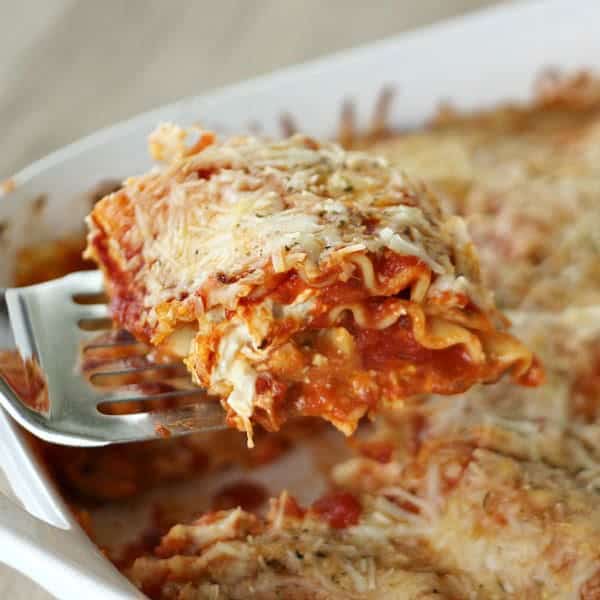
<box><xmin>86</xmin><ymin>127</ymin><xmax>535</xmax><ymax>442</ymax></box>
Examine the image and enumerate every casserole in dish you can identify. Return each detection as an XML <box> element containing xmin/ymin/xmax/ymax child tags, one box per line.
<box><xmin>1</xmin><ymin>1</ymin><xmax>600</xmax><ymax>598</ymax></box>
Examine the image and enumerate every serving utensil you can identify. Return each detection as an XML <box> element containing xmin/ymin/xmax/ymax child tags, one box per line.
<box><xmin>0</xmin><ymin>270</ymin><xmax>226</xmax><ymax>447</ymax></box>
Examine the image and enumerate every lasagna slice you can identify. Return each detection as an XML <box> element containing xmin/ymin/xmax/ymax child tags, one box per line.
<box><xmin>86</xmin><ymin>127</ymin><xmax>540</xmax><ymax>443</ymax></box>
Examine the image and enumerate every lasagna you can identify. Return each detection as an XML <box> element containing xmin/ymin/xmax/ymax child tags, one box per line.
<box><xmin>85</xmin><ymin>129</ymin><xmax>538</xmax><ymax>443</ymax></box>
<box><xmin>367</xmin><ymin>71</ymin><xmax>600</xmax><ymax>311</ymax></box>
<box><xmin>7</xmin><ymin>70</ymin><xmax>600</xmax><ymax>600</ymax></box>
<box><xmin>128</xmin><ymin>439</ymin><xmax>600</xmax><ymax>600</ymax></box>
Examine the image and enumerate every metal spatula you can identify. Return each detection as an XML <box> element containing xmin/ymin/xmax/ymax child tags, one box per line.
<box><xmin>0</xmin><ymin>270</ymin><xmax>226</xmax><ymax>447</ymax></box>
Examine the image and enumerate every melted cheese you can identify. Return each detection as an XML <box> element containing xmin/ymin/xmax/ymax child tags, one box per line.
<box><xmin>370</xmin><ymin>74</ymin><xmax>600</xmax><ymax>312</ymax></box>
<box><xmin>86</xmin><ymin>128</ymin><xmax>535</xmax><ymax>440</ymax></box>
<box><xmin>89</xmin><ymin>129</ymin><xmax>487</xmax><ymax>314</ymax></box>
<box><xmin>128</xmin><ymin>440</ymin><xmax>600</xmax><ymax>600</ymax></box>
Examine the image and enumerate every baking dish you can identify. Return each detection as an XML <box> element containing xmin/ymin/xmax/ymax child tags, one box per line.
<box><xmin>1</xmin><ymin>1</ymin><xmax>600</xmax><ymax>597</ymax></box>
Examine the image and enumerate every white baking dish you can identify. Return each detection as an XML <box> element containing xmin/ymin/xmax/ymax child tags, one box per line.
<box><xmin>1</xmin><ymin>1</ymin><xmax>600</xmax><ymax>597</ymax></box>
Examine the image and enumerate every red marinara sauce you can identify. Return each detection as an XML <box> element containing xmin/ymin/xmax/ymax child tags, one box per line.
<box><xmin>312</xmin><ymin>491</ymin><xmax>362</xmax><ymax>529</ymax></box>
<box><xmin>212</xmin><ymin>480</ymin><xmax>269</xmax><ymax>512</ymax></box>
<box><xmin>358</xmin><ymin>440</ymin><xmax>394</xmax><ymax>463</ymax></box>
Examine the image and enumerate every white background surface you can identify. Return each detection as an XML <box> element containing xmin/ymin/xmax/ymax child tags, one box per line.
<box><xmin>0</xmin><ymin>1</ymin><xmax>499</xmax><ymax>597</ymax></box>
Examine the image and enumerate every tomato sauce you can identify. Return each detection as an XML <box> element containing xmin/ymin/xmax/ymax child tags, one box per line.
<box><xmin>374</xmin><ymin>250</ymin><xmax>423</xmax><ymax>281</ymax></box>
<box><xmin>280</xmin><ymin>494</ymin><xmax>306</xmax><ymax>519</ymax></box>
<box><xmin>292</xmin><ymin>373</ymin><xmax>378</xmax><ymax>424</ymax></box>
<box><xmin>89</xmin><ymin>226</ymin><xmax>151</xmax><ymax>341</ymax></box>
<box><xmin>515</xmin><ymin>354</ymin><xmax>544</xmax><ymax>387</ymax></box>
<box><xmin>252</xmin><ymin>250</ymin><xmax>427</xmax><ymax>312</ymax></box>
<box><xmin>14</xmin><ymin>236</ymin><xmax>96</xmax><ymax>287</ymax></box>
<box><xmin>348</xmin><ymin>315</ymin><xmax>478</xmax><ymax>382</ymax></box>
<box><xmin>293</xmin><ymin>307</ymin><xmax>484</xmax><ymax>426</ymax></box>
<box><xmin>212</xmin><ymin>480</ymin><xmax>269</xmax><ymax>512</ymax></box>
<box><xmin>266</xmin><ymin>290</ymin><xmax>494</xmax><ymax>430</ymax></box>
<box><xmin>269</xmin><ymin>271</ymin><xmax>310</xmax><ymax>304</ymax></box>
<box><xmin>358</xmin><ymin>440</ymin><xmax>394</xmax><ymax>464</ymax></box>
<box><xmin>0</xmin><ymin>350</ymin><xmax>48</xmax><ymax>412</ymax></box>
<box><xmin>312</xmin><ymin>491</ymin><xmax>362</xmax><ymax>528</ymax></box>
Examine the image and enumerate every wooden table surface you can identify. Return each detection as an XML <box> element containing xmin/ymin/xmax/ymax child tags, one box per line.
<box><xmin>0</xmin><ymin>1</ymin><xmax>497</xmax><ymax>597</ymax></box>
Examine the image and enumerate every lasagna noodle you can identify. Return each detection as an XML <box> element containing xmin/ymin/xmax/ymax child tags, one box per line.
<box><xmin>86</xmin><ymin>129</ymin><xmax>539</xmax><ymax>442</ymax></box>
